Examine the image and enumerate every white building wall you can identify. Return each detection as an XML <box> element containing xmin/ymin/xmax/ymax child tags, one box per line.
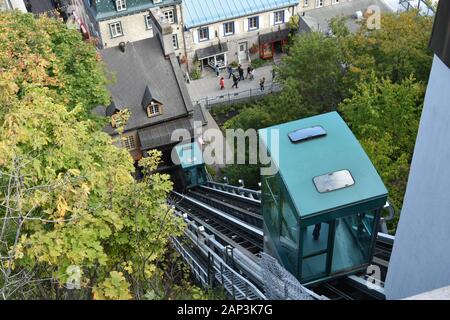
<box><xmin>99</xmin><ymin>11</ymin><xmax>155</xmax><ymax>48</ymax></box>
<box><xmin>184</xmin><ymin>6</ymin><xmax>297</xmax><ymax>66</ymax></box>
<box><xmin>385</xmin><ymin>55</ymin><xmax>450</xmax><ymax>299</ymax></box>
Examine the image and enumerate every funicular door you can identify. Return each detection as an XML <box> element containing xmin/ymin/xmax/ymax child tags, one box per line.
<box><xmin>299</xmin><ymin>220</ymin><xmax>335</xmax><ymax>282</ymax></box>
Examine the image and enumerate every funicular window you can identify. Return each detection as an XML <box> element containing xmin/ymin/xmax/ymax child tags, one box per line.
<box><xmin>262</xmin><ymin>173</ymin><xmax>280</xmax><ymax>236</ymax></box>
<box><xmin>331</xmin><ymin>210</ymin><xmax>377</xmax><ymax>273</ymax></box>
<box><xmin>301</xmin><ymin>222</ymin><xmax>330</xmax><ymax>280</ymax></box>
<box><xmin>313</xmin><ymin>169</ymin><xmax>355</xmax><ymax>193</ymax></box>
<box><xmin>279</xmin><ymin>184</ymin><xmax>298</xmax><ymax>245</ymax></box>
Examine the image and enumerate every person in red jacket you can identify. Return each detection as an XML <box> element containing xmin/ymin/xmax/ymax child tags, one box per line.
<box><xmin>220</xmin><ymin>77</ymin><xmax>225</xmax><ymax>90</ymax></box>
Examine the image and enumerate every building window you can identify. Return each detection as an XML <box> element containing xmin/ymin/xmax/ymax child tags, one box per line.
<box><xmin>116</xmin><ymin>0</ymin><xmax>126</xmax><ymax>11</ymax></box>
<box><xmin>123</xmin><ymin>135</ymin><xmax>136</xmax><ymax>150</ymax></box>
<box><xmin>304</xmin><ymin>0</ymin><xmax>309</xmax><ymax>6</ymax></box>
<box><xmin>248</xmin><ymin>16</ymin><xmax>259</xmax><ymax>31</ymax></box>
<box><xmin>223</xmin><ymin>21</ymin><xmax>234</xmax><ymax>36</ymax></box>
<box><xmin>198</xmin><ymin>27</ymin><xmax>209</xmax><ymax>42</ymax></box>
<box><xmin>332</xmin><ymin>0</ymin><xmax>339</xmax><ymax>4</ymax></box>
<box><xmin>148</xmin><ymin>103</ymin><xmax>161</xmax><ymax>116</ymax></box>
<box><xmin>164</xmin><ymin>10</ymin><xmax>175</xmax><ymax>24</ymax></box>
<box><xmin>316</xmin><ymin>0</ymin><xmax>324</xmax><ymax>8</ymax></box>
<box><xmin>109</xmin><ymin>21</ymin><xmax>123</xmax><ymax>38</ymax></box>
<box><xmin>274</xmin><ymin>10</ymin><xmax>285</xmax><ymax>25</ymax></box>
<box><xmin>172</xmin><ymin>34</ymin><xmax>178</xmax><ymax>49</ymax></box>
<box><xmin>145</xmin><ymin>15</ymin><xmax>152</xmax><ymax>30</ymax></box>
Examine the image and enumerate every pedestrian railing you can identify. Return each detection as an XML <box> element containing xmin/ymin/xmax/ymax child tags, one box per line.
<box><xmin>399</xmin><ymin>0</ymin><xmax>435</xmax><ymax>16</ymax></box>
<box><xmin>196</xmin><ymin>83</ymin><xmax>282</xmax><ymax>109</ymax></box>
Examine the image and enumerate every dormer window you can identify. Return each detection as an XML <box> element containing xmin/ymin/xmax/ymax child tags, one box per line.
<box><xmin>148</xmin><ymin>102</ymin><xmax>161</xmax><ymax>117</ymax></box>
<box><xmin>141</xmin><ymin>85</ymin><xmax>163</xmax><ymax>118</ymax></box>
<box><xmin>116</xmin><ymin>0</ymin><xmax>126</xmax><ymax>12</ymax></box>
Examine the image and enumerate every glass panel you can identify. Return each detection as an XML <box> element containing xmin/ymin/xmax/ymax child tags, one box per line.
<box><xmin>313</xmin><ymin>169</ymin><xmax>355</xmax><ymax>193</ymax></box>
<box><xmin>288</xmin><ymin>126</ymin><xmax>326</xmax><ymax>143</ymax></box>
<box><xmin>280</xmin><ymin>185</ymin><xmax>298</xmax><ymax>244</ymax></box>
<box><xmin>300</xmin><ymin>223</ymin><xmax>330</xmax><ymax>280</ymax></box>
<box><xmin>302</xmin><ymin>223</ymin><xmax>329</xmax><ymax>257</ymax></box>
<box><xmin>261</xmin><ymin>174</ymin><xmax>280</xmax><ymax>237</ymax></box>
<box><xmin>332</xmin><ymin>211</ymin><xmax>376</xmax><ymax>273</ymax></box>
<box><xmin>302</xmin><ymin>253</ymin><xmax>327</xmax><ymax>279</ymax></box>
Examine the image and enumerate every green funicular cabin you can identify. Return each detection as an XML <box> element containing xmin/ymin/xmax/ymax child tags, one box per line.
<box><xmin>174</xmin><ymin>142</ymin><xmax>206</xmax><ymax>189</ymax></box>
<box><xmin>258</xmin><ymin>112</ymin><xmax>388</xmax><ymax>285</ymax></box>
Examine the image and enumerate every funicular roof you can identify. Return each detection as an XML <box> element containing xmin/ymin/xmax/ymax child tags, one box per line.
<box><xmin>258</xmin><ymin>112</ymin><xmax>387</xmax><ymax>218</ymax></box>
<box><xmin>174</xmin><ymin>142</ymin><xmax>204</xmax><ymax>169</ymax></box>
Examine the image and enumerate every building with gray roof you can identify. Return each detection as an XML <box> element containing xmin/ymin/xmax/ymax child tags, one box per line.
<box><xmin>100</xmin><ymin>33</ymin><xmax>204</xmax><ymax>169</ymax></box>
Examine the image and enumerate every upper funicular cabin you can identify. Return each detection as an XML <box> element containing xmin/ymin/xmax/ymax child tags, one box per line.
<box><xmin>258</xmin><ymin>112</ymin><xmax>388</xmax><ymax>284</ymax></box>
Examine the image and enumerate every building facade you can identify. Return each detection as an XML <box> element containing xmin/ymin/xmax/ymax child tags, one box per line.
<box><xmin>181</xmin><ymin>0</ymin><xmax>299</xmax><ymax>69</ymax></box>
<box><xmin>78</xmin><ymin>1</ymin><xmax>366</xmax><ymax>67</ymax></box>
<box><xmin>81</xmin><ymin>0</ymin><xmax>183</xmax><ymax>49</ymax></box>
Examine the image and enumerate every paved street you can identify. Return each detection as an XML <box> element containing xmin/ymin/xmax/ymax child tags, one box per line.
<box><xmin>186</xmin><ymin>63</ymin><xmax>276</xmax><ymax>105</ymax></box>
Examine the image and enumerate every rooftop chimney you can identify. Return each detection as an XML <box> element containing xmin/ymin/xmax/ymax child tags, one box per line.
<box><xmin>148</xmin><ymin>8</ymin><xmax>174</xmax><ymax>57</ymax></box>
<box><xmin>119</xmin><ymin>42</ymin><xmax>126</xmax><ymax>53</ymax></box>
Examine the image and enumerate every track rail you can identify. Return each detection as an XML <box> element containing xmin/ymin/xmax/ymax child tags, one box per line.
<box><xmin>188</xmin><ymin>187</ymin><xmax>263</xmax><ymax>228</ymax></box>
<box><xmin>173</xmin><ymin>184</ymin><xmax>394</xmax><ymax>300</ymax></box>
<box><xmin>171</xmin><ymin>191</ymin><xmax>263</xmax><ymax>258</ymax></box>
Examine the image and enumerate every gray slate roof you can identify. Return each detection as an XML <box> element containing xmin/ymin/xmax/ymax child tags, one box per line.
<box><xmin>101</xmin><ymin>37</ymin><xmax>194</xmax><ymax>134</ymax></box>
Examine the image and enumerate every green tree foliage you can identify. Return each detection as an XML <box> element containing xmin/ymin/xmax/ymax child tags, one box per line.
<box><xmin>219</xmin><ymin>10</ymin><xmax>433</xmax><ymax>231</ymax></box>
<box><xmin>339</xmin><ymin>76</ymin><xmax>425</xmax><ymax>231</ymax></box>
<box><xmin>0</xmin><ymin>11</ymin><xmax>110</xmax><ymax>118</ymax></box>
<box><xmin>0</xmin><ymin>11</ymin><xmax>195</xmax><ymax>300</ymax></box>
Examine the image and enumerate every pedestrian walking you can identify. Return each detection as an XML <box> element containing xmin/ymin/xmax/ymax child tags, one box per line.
<box><xmin>215</xmin><ymin>64</ymin><xmax>220</xmax><ymax>77</ymax></box>
<box><xmin>260</xmin><ymin>77</ymin><xmax>265</xmax><ymax>91</ymax></box>
<box><xmin>272</xmin><ymin>67</ymin><xmax>276</xmax><ymax>81</ymax></box>
<box><xmin>238</xmin><ymin>65</ymin><xmax>244</xmax><ymax>81</ymax></box>
<box><xmin>246</xmin><ymin>65</ymin><xmax>252</xmax><ymax>79</ymax></box>
<box><xmin>249</xmin><ymin>66</ymin><xmax>254</xmax><ymax>80</ymax></box>
<box><xmin>232</xmin><ymin>74</ymin><xmax>239</xmax><ymax>89</ymax></box>
<box><xmin>227</xmin><ymin>65</ymin><xmax>233</xmax><ymax>79</ymax></box>
<box><xmin>25</xmin><ymin>0</ymin><xmax>32</xmax><ymax>12</ymax></box>
<box><xmin>220</xmin><ymin>77</ymin><xmax>225</xmax><ymax>90</ymax></box>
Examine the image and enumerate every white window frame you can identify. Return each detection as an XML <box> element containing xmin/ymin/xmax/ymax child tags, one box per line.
<box><xmin>164</xmin><ymin>10</ymin><xmax>175</xmax><ymax>24</ymax></box>
<box><xmin>332</xmin><ymin>0</ymin><xmax>339</xmax><ymax>4</ymax></box>
<box><xmin>316</xmin><ymin>0</ymin><xmax>324</xmax><ymax>8</ymax></box>
<box><xmin>248</xmin><ymin>16</ymin><xmax>259</xmax><ymax>31</ymax></box>
<box><xmin>274</xmin><ymin>10</ymin><xmax>285</xmax><ymax>25</ymax></box>
<box><xmin>148</xmin><ymin>103</ymin><xmax>160</xmax><ymax>116</ymax></box>
<box><xmin>109</xmin><ymin>21</ymin><xmax>123</xmax><ymax>38</ymax></box>
<box><xmin>172</xmin><ymin>34</ymin><xmax>179</xmax><ymax>49</ymax></box>
<box><xmin>223</xmin><ymin>21</ymin><xmax>234</xmax><ymax>36</ymax></box>
<box><xmin>145</xmin><ymin>15</ymin><xmax>153</xmax><ymax>30</ymax></box>
<box><xmin>198</xmin><ymin>27</ymin><xmax>209</xmax><ymax>42</ymax></box>
<box><xmin>304</xmin><ymin>0</ymin><xmax>309</xmax><ymax>7</ymax></box>
<box><xmin>123</xmin><ymin>135</ymin><xmax>136</xmax><ymax>151</ymax></box>
<box><xmin>116</xmin><ymin>0</ymin><xmax>126</xmax><ymax>12</ymax></box>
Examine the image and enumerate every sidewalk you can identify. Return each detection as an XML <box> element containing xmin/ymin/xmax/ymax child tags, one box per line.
<box><xmin>187</xmin><ymin>63</ymin><xmax>275</xmax><ymax>104</ymax></box>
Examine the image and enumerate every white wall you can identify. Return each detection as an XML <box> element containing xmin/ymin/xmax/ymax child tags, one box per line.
<box><xmin>99</xmin><ymin>11</ymin><xmax>155</xmax><ymax>48</ymax></box>
<box><xmin>385</xmin><ymin>55</ymin><xmax>450</xmax><ymax>299</ymax></box>
<box><xmin>185</xmin><ymin>6</ymin><xmax>295</xmax><ymax>65</ymax></box>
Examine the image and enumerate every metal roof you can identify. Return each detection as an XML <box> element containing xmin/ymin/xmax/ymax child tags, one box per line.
<box><xmin>258</xmin><ymin>112</ymin><xmax>387</xmax><ymax>218</ymax></box>
<box><xmin>138</xmin><ymin>117</ymin><xmax>193</xmax><ymax>150</ymax></box>
<box><xmin>89</xmin><ymin>0</ymin><xmax>181</xmax><ymax>21</ymax></box>
<box><xmin>196</xmin><ymin>43</ymin><xmax>228</xmax><ymax>60</ymax></box>
<box><xmin>182</xmin><ymin>0</ymin><xmax>299</xmax><ymax>29</ymax></box>
<box><xmin>259</xmin><ymin>28</ymin><xmax>290</xmax><ymax>44</ymax></box>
